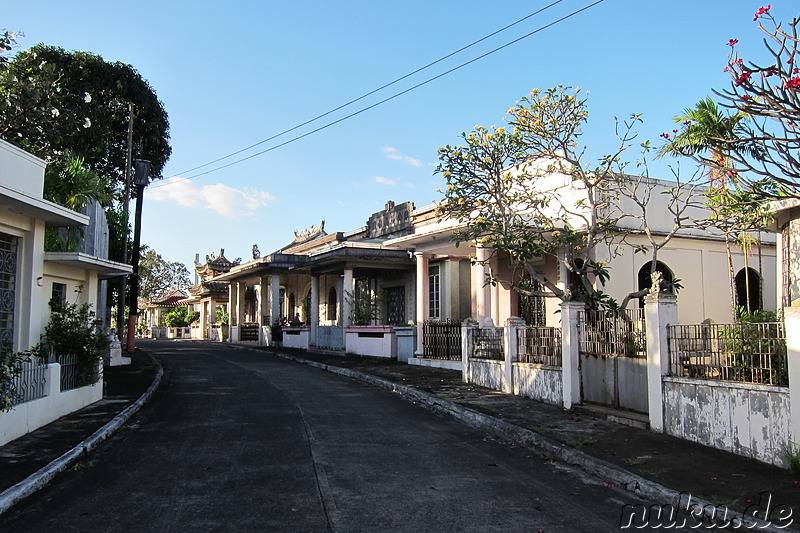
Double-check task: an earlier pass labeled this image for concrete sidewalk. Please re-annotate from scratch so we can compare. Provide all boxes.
[1,341,797,529]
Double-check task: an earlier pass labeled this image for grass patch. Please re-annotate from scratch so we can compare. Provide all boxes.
[787,445,800,476]
[568,437,596,447]
[624,457,646,466]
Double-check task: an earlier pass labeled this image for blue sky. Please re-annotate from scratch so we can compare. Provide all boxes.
[4,1,787,274]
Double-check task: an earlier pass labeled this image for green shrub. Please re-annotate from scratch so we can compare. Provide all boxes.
[720,306,787,385]
[43,303,109,387]
[164,306,194,327]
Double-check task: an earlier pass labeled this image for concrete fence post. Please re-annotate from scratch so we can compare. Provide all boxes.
[43,363,61,397]
[785,307,800,449]
[461,318,477,383]
[560,301,584,410]
[644,292,678,433]
[505,317,525,394]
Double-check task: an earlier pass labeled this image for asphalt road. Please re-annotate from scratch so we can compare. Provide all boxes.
[0,341,651,532]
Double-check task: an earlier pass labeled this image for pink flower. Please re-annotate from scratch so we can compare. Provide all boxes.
[728,39,739,46]
[660,133,670,139]
[754,5,771,21]
[683,120,692,125]
[742,94,752,101]
[786,77,800,89]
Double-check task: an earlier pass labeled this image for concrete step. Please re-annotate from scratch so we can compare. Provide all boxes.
[574,404,650,430]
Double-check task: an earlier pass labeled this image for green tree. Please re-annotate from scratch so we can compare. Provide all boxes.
[163,306,198,328]
[42,302,110,387]
[138,246,191,302]
[658,97,770,310]
[43,152,116,253]
[0,44,171,190]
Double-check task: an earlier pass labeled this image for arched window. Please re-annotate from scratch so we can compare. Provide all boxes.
[288,293,296,321]
[735,267,762,311]
[326,286,337,321]
[518,276,545,327]
[637,261,675,307]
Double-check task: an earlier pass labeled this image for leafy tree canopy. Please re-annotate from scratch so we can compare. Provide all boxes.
[139,246,191,302]
[0,43,171,194]
[437,86,706,310]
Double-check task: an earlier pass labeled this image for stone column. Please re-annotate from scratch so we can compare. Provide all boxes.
[474,245,490,324]
[645,292,678,432]
[504,317,525,394]
[270,274,281,327]
[785,307,800,448]
[342,267,354,327]
[258,276,267,344]
[311,275,320,348]
[560,301,584,410]
[236,281,245,326]
[199,301,207,339]
[415,252,429,356]
[228,282,237,326]
[461,318,478,383]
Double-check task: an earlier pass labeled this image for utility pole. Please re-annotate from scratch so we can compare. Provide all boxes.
[117,103,134,344]
[127,159,150,353]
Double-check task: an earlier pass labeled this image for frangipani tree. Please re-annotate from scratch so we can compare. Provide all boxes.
[437,86,707,310]
[714,6,800,197]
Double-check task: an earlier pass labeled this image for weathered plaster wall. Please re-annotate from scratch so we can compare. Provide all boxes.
[513,363,562,406]
[468,359,505,392]
[663,377,790,467]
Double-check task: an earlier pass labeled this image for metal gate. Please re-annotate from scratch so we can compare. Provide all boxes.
[240,323,260,342]
[422,320,461,360]
[578,308,648,413]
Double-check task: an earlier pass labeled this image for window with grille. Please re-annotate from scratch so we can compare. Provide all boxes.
[385,286,405,325]
[51,282,67,310]
[327,286,337,321]
[0,233,18,353]
[429,265,440,319]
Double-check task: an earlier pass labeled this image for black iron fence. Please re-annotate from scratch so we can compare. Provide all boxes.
[58,353,79,392]
[579,308,646,358]
[11,358,47,405]
[471,327,504,360]
[422,320,462,360]
[517,326,562,366]
[668,322,787,386]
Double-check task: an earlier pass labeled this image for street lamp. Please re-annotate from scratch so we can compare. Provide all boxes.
[126,158,150,353]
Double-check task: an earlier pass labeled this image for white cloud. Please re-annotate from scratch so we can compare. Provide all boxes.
[145,177,275,220]
[380,146,422,167]
[374,176,396,186]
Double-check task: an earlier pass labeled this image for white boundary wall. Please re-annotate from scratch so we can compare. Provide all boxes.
[0,363,103,447]
[663,377,790,467]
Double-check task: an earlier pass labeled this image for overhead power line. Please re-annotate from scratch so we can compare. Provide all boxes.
[154,0,604,189]
[171,0,566,178]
